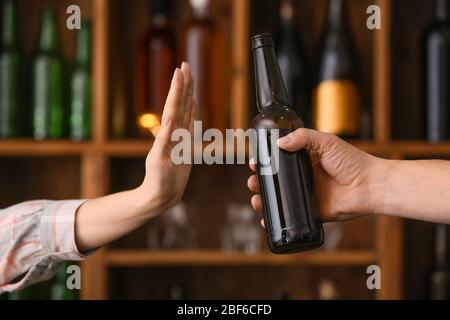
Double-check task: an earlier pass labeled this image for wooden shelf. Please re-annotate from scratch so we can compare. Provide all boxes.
[105,249,377,267]
[0,140,91,156]
[102,140,153,156]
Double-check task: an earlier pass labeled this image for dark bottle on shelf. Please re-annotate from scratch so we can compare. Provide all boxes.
[313,0,360,138]
[430,224,450,299]
[276,0,310,126]
[70,22,92,141]
[32,8,65,140]
[134,0,175,138]
[181,0,225,130]
[423,0,450,142]
[0,0,25,138]
[251,34,324,254]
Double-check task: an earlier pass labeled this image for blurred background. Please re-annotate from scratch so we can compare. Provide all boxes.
[0,0,450,300]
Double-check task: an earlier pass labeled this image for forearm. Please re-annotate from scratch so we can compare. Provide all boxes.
[371,158,450,223]
[74,186,161,252]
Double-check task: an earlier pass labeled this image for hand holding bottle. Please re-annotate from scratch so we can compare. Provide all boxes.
[249,128,450,225]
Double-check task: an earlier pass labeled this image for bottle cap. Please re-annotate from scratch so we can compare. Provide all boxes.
[251,33,274,50]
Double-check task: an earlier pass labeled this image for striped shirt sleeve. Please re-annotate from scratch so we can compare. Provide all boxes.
[0,200,87,294]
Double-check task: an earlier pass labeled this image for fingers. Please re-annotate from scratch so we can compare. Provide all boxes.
[251,194,263,215]
[180,62,193,127]
[277,128,334,153]
[189,98,199,134]
[161,68,183,132]
[154,69,183,154]
[249,162,256,172]
[247,175,260,193]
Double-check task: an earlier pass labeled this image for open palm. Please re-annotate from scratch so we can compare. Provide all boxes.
[142,63,196,215]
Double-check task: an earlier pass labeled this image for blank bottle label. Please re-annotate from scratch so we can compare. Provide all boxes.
[313,79,360,136]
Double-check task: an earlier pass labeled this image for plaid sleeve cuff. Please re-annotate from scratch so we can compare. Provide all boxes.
[39,200,87,261]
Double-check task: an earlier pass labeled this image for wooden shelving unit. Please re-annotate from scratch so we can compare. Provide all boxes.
[1,0,447,299]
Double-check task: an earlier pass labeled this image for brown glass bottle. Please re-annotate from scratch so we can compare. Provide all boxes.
[251,34,324,254]
[180,0,225,130]
[134,0,175,137]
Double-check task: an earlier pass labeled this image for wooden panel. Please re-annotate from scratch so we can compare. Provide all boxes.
[106,250,377,267]
[231,0,250,129]
[92,0,109,142]
[0,140,90,156]
[0,157,80,207]
[376,216,404,299]
[374,0,391,142]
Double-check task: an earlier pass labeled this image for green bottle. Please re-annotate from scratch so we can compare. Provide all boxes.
[0,0,25,138]
[32,8,64,140]
[70,22,92,141]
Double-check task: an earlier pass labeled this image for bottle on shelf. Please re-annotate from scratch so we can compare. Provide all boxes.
[430,224,450,300]
[251,33,324,254]
[0,0,26,138]
[70,22,92,141]
[181,0,226,130]
[276,0,310,125]
[423,0,450,142]
[313,0,360,138]
[134,0,176,138]
[32,8,65,140]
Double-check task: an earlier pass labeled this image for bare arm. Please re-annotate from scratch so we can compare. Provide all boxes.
[75,63,195,252]
[373,159,450,224]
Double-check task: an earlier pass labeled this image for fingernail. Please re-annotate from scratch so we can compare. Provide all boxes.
[181,61,187,69]
[278,135,291,146]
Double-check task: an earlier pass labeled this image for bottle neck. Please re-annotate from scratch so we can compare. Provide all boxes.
[252,35,290,110]
[327,0,346,30]
[39,9,59,53]
[1,0,18,49]
[435,0,450,21]
[75,22,91,66]
[280,0,295,33]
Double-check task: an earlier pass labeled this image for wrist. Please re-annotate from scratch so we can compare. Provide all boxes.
[132,185,163,218]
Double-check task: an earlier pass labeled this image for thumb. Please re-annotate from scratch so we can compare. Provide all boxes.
[277,128,336,154]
